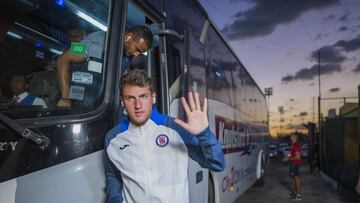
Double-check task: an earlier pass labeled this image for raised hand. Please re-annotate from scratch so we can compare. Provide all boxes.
[174,92,209,135]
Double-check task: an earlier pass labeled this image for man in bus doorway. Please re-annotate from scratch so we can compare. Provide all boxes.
[104,69,225,203]
[56,25,152,107]
[284,134,302,200]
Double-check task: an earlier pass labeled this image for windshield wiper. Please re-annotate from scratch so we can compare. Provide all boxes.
[0,112,49,150]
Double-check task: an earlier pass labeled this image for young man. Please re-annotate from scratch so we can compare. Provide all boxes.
[284,134,302,200]
[104,69,225,203]
[56,25,153,107]
[11,74,48,109]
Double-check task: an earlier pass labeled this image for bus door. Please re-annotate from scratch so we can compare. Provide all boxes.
[185,30,209,203]
[150,15,211,203]
[153,24,209,202]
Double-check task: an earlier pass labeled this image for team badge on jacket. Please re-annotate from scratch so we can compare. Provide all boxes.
[156,134,169,147]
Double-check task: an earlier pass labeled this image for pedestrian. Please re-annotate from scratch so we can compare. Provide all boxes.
[284,134,302,200]
[104,69,225,203]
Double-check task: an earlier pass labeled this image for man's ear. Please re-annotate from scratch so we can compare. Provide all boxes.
[124,33,131,42]
[120,96,124,107]
[125,33,134,42]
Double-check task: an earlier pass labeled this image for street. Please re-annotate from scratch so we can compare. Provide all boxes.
[235,157,358,203]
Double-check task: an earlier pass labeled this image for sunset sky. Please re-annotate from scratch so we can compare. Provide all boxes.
[199,0,360,136]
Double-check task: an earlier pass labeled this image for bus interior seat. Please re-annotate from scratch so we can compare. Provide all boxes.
[28,70,59,109]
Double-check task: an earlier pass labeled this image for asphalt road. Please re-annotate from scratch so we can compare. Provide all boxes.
[234,157,358,203]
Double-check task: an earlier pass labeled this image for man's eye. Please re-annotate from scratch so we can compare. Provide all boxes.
[125,97,135,101]
[140,95,148,99]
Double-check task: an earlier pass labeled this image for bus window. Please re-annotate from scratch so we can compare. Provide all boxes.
[188,33,206,100]
[0,0,110,118]
[167,44,181,87]
[166,43,182,103]
[206,28,234,106]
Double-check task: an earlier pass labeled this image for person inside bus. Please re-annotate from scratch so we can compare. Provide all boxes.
[56,25,153,107]
[104,69,225,203]
[66,20,87,44]
[25,20,87,109]
[10,73,48,109]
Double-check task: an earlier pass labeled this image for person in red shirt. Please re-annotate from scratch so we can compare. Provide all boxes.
[284,134,302,200]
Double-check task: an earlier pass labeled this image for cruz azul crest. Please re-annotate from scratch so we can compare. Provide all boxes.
[155,134,169,147]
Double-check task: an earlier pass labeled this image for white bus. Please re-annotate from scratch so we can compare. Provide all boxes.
[0,0,268,202]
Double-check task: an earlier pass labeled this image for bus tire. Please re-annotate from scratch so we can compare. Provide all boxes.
[255,156,265,187]
[208,175,215,203]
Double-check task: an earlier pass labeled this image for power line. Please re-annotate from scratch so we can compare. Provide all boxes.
[298,15,317,50]
[263,38,311,53]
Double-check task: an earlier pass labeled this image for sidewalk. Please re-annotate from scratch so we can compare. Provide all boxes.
[235,158,357,203]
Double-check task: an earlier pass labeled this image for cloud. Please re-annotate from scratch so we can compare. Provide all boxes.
[290,98,294,102]
[315,32,330,40]
[338,14,347,22]
[334,35,360,52]
[322,14,336,23]
[338,26,348,32]
[281,75,294,83]
[329,87,340,92]
[282,63,341,83]
[221,0,340,40]
[299,112,308,117]
[310,46,346,63]
[353,63,360,73]
[308,82,315,86]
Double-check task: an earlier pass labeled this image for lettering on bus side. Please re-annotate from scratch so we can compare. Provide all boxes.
[215,116,252,154]
[221,166,254,193]
[0,142,18,151]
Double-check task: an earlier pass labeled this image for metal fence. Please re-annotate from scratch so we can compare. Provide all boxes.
[320,107,359,190]
[307,123,319,173]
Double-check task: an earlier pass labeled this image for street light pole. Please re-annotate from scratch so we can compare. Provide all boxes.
[265,87,273,135]
[265,87,273,112]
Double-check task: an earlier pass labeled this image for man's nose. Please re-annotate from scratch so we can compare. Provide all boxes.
[134,99,142,108]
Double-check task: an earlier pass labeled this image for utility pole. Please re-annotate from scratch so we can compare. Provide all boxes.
[318,51,321,129]
[318,51,322,169]
[313,97,315,123]
[358,85,360,162]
